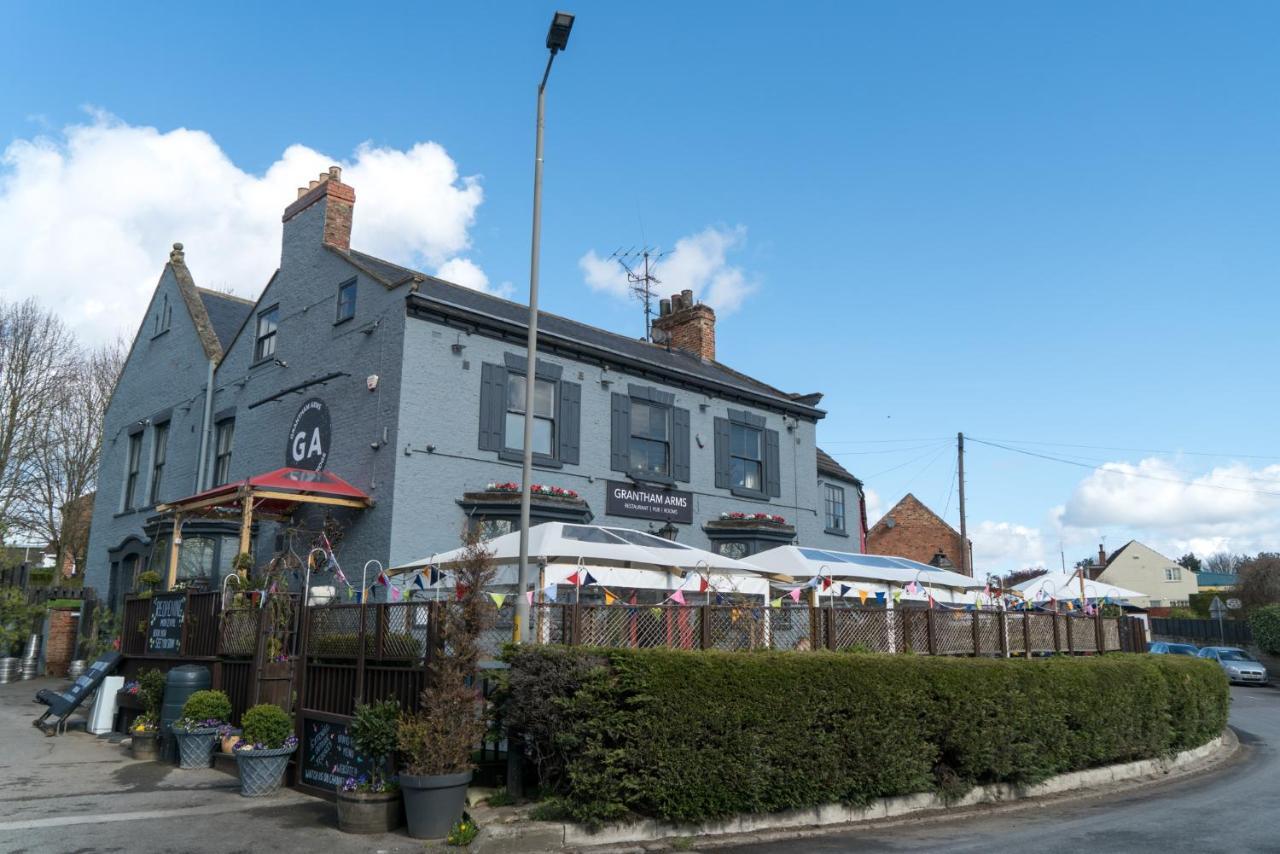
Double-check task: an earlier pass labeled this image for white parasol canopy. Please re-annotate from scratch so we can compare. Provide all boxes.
[389,522,770,577]
[746,546,984,591]
[1013,571,1146,603]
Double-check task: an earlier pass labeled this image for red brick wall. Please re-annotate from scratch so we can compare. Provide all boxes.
[46,608,79,677]
[866,494,968,575]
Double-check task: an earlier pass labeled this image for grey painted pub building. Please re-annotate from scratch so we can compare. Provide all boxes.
[84,168,864,608]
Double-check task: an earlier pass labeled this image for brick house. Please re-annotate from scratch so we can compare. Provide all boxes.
[84,167,865,608]
[865,493,971,576]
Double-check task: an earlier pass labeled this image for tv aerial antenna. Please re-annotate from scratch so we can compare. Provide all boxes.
[608,247,668,341]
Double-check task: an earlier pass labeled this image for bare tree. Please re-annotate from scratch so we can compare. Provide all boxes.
[0,299,78,542]
[27,337,125,572]
[1237,554,1280,611]
[1202,552,1247,576]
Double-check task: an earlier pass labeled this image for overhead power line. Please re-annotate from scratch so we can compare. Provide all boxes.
[967,437,1280,499]
[970,436,1280,462]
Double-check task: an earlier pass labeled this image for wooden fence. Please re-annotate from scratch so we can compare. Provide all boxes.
[506,602,1144,656]
[1151,617,1252,646]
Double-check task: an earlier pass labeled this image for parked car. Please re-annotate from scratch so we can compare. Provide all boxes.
[1197,646,1269,684]
[1148,642,1200,656]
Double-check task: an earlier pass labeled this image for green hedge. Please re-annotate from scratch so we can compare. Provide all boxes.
[500,648,1228,826]
[1250,605,1280,655]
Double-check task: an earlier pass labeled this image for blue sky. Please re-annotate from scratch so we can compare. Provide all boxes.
[3,1,1278,571]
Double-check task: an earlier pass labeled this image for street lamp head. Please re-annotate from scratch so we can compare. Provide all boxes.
[546,11,575,52]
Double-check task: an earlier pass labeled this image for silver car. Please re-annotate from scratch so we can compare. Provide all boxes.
[1197,646,1269,684]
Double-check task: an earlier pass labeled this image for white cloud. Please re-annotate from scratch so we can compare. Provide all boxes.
[862,487,886,525]
[0,111,490,342]
[434,257,512,298]
[578,225,757,315]
[972,520,1047,572]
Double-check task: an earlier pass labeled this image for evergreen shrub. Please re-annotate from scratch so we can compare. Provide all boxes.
[500,648,1228,826]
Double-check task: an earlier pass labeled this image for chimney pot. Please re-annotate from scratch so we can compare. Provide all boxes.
[283,166,356,253]
[169,242,185,264]
[652,290,716,361]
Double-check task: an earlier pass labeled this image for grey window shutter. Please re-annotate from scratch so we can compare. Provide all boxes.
[672,407,691,482]
[610,393,631,472]
[764,429,781,497]
[713,417,731,489]
[478,362,506,451]
[559,381,581,465]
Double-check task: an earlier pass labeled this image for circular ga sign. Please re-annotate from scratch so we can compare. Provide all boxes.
[286,398,331,471]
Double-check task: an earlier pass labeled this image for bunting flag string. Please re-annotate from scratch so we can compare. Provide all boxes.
[838,584,850,597]
[875,591,885,603]
[714,592,725,605]
[770,596,783,608]
[543,583,558,602]
[604,591,617,606]
[699,577,710,593]
[788,588,803,603]
[487,591,506,608]
[583,571,598,586]
[892,590,902,603]
[806,576,821,589]
[858,589,868,604]
[670,589,686,605]
[390,586,402,602]
[525,590,534,605]
[566,571,580,586]
[429,567,441,586]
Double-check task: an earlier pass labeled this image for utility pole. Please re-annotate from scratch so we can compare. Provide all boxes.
[957,432,969,576]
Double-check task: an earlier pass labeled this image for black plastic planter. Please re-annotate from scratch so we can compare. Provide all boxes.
[400,770,471,839]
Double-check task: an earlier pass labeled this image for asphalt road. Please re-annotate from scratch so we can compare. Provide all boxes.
[726,685,1278,854]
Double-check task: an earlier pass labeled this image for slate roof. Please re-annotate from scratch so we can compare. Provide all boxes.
[816,448,862,486]
[197,289,254,352]
[335,247,824,419]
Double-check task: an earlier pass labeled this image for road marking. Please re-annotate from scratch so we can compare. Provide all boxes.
[0,797,311,831]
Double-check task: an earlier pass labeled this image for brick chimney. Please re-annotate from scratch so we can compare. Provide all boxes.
[651,289,716,361]
[282,165,355,252]
[1097,544,1107,569]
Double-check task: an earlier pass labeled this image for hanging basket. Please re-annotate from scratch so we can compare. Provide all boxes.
[235,745,296,797]
[173,728,219,769]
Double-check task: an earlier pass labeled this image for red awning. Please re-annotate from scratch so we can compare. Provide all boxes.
[156,467,372,518]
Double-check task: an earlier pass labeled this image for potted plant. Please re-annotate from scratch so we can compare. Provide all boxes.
[397,533,494,839]
[171,689,232,769]
[233,703,297,797]
[135,569,162,598]
[129,668,166,760]
[336,699,403,833]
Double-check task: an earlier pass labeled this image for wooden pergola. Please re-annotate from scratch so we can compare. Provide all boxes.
[154,467,373,589]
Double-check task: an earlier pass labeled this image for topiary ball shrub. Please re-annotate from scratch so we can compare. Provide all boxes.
[1250,605,1280,655]
[240,704,294,750]
[179,690,233,728]
[137,668,167,717]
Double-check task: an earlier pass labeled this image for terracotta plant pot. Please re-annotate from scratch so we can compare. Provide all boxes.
[130,730,160,760]
[400,770,471,839]
[336,788,404,834]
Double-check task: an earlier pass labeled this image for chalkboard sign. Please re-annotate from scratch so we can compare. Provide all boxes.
[300,716,373,790]
[35,651,122,722]
[146,593,186,656]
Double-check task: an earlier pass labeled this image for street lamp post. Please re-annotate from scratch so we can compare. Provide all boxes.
[515,11,575,644]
